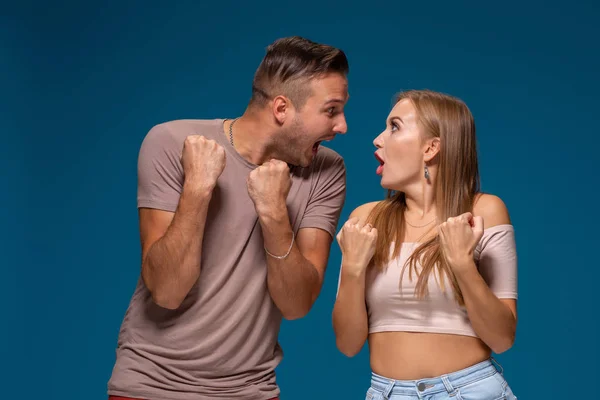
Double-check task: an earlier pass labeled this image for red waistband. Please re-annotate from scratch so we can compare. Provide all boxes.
[109,397,279,400]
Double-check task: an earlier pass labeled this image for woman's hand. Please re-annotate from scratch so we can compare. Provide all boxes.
[336,217,378,277]
[438,212,484,274]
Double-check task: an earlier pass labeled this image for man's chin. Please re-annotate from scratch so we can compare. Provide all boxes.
[298,153,315,168]
[289,160,310,169]
[284,152,313,169]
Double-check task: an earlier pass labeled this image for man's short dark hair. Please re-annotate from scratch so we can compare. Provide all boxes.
[250,36,349,109]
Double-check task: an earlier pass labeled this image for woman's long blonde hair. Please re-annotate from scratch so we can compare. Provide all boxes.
[366,90,480,305]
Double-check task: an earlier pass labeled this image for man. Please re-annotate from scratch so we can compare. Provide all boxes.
[107,36,349,400]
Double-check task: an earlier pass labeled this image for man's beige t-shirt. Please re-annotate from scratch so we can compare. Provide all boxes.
[107,119,346,400]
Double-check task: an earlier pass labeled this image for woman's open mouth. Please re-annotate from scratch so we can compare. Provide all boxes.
[375,152,385,175]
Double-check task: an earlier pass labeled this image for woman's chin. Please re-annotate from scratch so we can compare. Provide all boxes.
[380,178,403,192]
[379,179,392,190]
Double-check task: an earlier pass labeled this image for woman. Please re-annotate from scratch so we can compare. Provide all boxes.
[333,90,518,399]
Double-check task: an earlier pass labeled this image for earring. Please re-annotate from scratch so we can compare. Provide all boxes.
[424,164,430,180]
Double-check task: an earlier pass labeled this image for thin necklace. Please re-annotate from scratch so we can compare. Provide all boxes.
[405,215,437,228]
[228,117,239,147]
[228,117,296,177]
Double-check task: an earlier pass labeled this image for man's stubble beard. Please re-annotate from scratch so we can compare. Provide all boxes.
[276,117,311,167]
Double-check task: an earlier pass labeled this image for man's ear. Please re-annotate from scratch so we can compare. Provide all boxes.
[272,95,291,125]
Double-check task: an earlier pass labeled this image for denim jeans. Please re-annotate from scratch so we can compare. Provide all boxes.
[365,358,517,399]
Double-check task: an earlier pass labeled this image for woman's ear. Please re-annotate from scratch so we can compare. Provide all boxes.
[424,137,441,162]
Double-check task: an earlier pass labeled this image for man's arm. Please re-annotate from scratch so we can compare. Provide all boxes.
[136,127,226,309]
[140,185,213,310]
[247,153,345,320]
[259,210,332,320]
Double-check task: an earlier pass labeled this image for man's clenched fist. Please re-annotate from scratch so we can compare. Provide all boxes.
[247,159,291,217]
[181,135,226,192]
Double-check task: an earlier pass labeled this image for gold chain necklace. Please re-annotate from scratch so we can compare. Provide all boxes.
[404,215,437,228]
[228,117,239,147]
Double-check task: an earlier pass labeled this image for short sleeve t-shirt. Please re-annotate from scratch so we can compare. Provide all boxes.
[107,118,346,400]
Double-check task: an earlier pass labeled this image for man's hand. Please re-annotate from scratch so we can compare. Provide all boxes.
[247,159,291,218]
[181,135,226,193]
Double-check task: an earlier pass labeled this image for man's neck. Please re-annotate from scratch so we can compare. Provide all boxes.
[226,112,279,166]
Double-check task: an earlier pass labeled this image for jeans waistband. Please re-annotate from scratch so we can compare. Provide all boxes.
[370,358,501,397]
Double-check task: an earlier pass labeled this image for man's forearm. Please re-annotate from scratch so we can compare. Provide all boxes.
[259,207,320,320]
[454,263,516,353]
[143,184,212,309]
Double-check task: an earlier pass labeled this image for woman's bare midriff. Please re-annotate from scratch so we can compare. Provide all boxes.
[368,331,491,380]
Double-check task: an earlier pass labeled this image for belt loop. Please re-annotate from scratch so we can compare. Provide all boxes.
[441,375,455,394]
[382,378,395,399]
[490,356,504,375]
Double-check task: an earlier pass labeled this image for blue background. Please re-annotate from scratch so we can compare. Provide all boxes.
[3,1,599,398]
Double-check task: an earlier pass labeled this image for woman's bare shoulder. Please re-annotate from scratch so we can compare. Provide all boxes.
[348,201,383,221]
[473,193,511,229]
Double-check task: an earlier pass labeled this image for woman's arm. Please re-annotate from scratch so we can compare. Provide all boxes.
[332,264,370,356]
[439,194,518,354]
[332,202,379,357]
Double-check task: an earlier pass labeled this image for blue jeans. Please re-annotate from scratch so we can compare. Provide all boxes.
[365,358,517,399]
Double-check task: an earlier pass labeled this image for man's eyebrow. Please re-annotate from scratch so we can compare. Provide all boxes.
[324,98,346,105]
